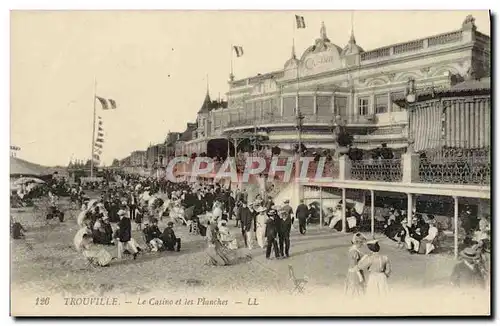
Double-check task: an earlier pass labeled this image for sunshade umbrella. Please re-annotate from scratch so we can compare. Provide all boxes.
[14,177,45,185]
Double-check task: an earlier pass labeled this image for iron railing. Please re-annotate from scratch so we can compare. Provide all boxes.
[418,147,490,185]
[220,113,377,130]
[350,159,403,182]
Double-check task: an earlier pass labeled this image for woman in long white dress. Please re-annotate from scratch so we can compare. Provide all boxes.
[255,206,268,249]
[357,239,392,297]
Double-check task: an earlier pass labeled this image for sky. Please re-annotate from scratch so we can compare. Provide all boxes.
[10,10,490,166]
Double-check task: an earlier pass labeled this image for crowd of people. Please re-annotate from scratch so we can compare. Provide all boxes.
[10,169,491,294]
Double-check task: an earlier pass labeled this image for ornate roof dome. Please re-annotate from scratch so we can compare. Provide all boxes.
[299,22,342,61]
[341,32,364,56]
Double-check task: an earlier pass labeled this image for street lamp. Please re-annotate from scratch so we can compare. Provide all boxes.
[405,78,417,153]
[296,110,305,155]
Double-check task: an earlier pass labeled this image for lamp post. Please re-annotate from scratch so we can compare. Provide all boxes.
[405,78,417,153]
[296,110,305,155]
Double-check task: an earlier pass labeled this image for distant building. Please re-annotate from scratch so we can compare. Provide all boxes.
[129,150,147,167]
[165,132,181,158]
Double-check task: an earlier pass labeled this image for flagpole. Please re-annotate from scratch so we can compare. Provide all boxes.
[230,44,234,80]
[90,77,97,178]
[294,16,302,157]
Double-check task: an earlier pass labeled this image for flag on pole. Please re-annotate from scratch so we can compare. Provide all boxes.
[94,143,103,149]
[93,154,100,161]
[97,132,104,137]
[96,96,117,110]
[98,126,104,132]
[98,121,103,126]
[295,15,306,29]
[233,46,244,57]
[94,148,102,155]
[96,137,105,143]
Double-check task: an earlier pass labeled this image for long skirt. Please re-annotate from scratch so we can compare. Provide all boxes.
[256,226,266,249]
[365,272,389,297]
[205,243,251,266]
[345,269,365,296]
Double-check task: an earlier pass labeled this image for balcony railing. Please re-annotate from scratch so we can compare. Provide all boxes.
[220,113,377,130]
[350,159,403,182]
[418,148,490,185]
[360,30,465,62]
[169,149,490,187]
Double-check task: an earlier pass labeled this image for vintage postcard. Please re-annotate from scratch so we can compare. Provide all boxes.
[10,10,491,316]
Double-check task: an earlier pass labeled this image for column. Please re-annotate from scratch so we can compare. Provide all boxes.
[331,94,336,115]
[319,186,323,228]
[370,94,375,115]
[454,196,459,259]
[280,96,284,116]
[295,94,299,114]
[407,193,413,227]
[370,190,375,237]
[313,95,318,115]
[341,188,347,232]
[387,92,392,113]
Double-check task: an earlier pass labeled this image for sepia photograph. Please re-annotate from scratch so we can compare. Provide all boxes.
[9,9,491,317]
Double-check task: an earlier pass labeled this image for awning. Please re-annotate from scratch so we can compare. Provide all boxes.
[10,157,49,176]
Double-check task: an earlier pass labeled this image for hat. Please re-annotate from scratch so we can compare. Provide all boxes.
[267,209,277,216]
[460,247,480,260]
[284,199,290,204]
[351,233,366,244]
[117,209,127,216]
[256,206,267,213]
[366,239,380,252]
[167,221,174,226]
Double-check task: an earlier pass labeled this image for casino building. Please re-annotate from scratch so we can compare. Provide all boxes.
[176,15,490,157]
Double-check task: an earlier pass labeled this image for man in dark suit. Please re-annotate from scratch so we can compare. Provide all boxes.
[238,201,254,249]
[278,205,293,258]
[127,193,138,221]
[265,209,281,259]
[116,210,139,259]
[296,199,309,235]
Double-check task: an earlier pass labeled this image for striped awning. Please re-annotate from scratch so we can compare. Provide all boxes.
[444,97,490,148]
[409,96,491,151]
[409,101,443,151]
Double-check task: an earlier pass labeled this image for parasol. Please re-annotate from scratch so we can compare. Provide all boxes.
[13,177,45,186]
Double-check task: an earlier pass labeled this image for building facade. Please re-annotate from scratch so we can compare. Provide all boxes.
[179,15,489,156]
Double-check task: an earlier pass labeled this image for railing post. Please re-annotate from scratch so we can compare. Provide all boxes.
[453,196,459,260]
[319,186,323,228]
[407,193,413,227]
[402,152,420,183]
[339,155,351,181]
[370,189,375,237]
[341,188,346,233]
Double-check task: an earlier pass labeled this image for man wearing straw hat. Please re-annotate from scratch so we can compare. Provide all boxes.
[450,247,485,289]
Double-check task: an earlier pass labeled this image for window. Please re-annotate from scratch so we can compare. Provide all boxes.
[316,96,332,116]
[253,101,261,119]
[283,97,296,117]
[375,94,388,114]
[334,96,348,116]
[391,91,405,112]
[358,97,369,116]
[298,96,314,115]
